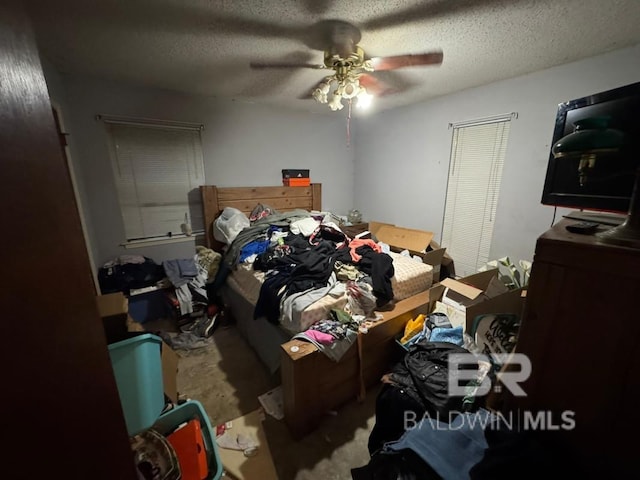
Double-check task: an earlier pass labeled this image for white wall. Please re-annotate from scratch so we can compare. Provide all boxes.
[44,43,640,269]
[354,44,640,264]
[41,59,101,287]
[46,75,355,266]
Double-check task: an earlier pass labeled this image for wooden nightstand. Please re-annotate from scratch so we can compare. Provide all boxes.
[341,222,369,239]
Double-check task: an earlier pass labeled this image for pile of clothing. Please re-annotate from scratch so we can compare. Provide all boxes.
[355,310,580,479]
[98,255,165,294]
[156,248,222,350]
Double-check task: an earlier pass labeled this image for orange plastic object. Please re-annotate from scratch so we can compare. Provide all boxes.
[282,178,311,186]
[167,418,209,480]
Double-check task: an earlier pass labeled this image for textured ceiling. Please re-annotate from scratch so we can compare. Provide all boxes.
[29,0,640,114]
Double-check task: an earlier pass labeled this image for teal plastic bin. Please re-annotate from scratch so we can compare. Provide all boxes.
[108,333,165,436]
[153,400,223,480]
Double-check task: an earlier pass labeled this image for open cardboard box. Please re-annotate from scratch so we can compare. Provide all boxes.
[96,292,179,403]
[96,292,131,340]
[96,291,146,335]
[424,269,526,332]
[369,221,454,281]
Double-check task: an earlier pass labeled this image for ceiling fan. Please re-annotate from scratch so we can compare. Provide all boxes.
[249,20,443,111]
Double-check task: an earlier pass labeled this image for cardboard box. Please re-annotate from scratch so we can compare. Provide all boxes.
[426,269,525,333]
[96,292,129,342]
[281,169,310,179]
[161,342,179,404]
[282,177,311,187]
[369,221,453,281]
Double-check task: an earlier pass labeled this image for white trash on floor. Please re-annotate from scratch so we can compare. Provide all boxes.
[258,386,284,420]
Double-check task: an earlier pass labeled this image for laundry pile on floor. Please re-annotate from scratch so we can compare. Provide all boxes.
[97,247,224,349]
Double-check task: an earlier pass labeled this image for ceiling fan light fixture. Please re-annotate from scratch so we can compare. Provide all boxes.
[328,92,345,111]
[313,73,367,110]
[249,19,444,113]
[312,79,331,104]
[356,88,373,109]
[341,76,361,99]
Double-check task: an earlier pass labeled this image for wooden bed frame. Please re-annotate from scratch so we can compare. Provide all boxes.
[200,184,431,438]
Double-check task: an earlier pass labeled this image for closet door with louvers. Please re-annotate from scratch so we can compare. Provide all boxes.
[441,120,511,277]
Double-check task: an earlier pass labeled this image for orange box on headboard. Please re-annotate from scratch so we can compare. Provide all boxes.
[283,178,311,187]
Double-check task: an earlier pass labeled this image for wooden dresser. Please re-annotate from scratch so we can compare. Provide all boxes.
[340,222,370,239]
[507,217,640,476]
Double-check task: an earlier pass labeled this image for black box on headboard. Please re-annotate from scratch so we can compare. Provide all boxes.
[282,169,310,179]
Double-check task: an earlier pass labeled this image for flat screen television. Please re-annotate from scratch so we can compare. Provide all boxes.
[541,81,640,213]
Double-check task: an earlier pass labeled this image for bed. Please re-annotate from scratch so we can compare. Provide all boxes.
[200,184,433,438]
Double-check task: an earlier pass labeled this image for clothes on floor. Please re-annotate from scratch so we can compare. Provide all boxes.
[164,256,209,316]
[103,254,146,267]
[386,341,475,418]
[351,448,441,480]
[400,312,454,348]
[195,245,221,283]
[98,256,165,294]
[385,409,492,480]
[163,258,198,288]
[429,325,464,346]
[358,407,583,480]
[367,383,428,455]
[157,331,212,351]
[175,284,193,315]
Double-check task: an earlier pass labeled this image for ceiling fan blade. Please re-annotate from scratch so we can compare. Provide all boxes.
[208,14,306,41]
[363,0,508,31]
[305,19,362,53]
[298,79,328,99]
[302,0,335,15]
[250,62,326,70]
[370,52,443,71]
[359,73,395,96]
[369,70,418,94]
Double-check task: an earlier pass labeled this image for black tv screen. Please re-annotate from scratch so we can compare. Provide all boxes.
[541,81,640,213]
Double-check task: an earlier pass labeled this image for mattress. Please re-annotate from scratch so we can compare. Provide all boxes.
[388,251,433,300]
[227,252,433,335]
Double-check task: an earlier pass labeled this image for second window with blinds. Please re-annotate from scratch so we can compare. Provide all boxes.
[441,119,511,277]
[106,122,205,243]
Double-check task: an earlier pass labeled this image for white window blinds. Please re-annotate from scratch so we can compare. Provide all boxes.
[107,123,205,241]
[441,119,511,277]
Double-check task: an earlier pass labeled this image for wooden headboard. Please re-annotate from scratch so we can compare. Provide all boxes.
[200,184,322,249]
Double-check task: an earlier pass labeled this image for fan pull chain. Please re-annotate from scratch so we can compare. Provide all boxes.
[346,99,352,147]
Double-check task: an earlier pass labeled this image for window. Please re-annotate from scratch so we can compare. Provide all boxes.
[441,118,512,277]
[106,120,205,242]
